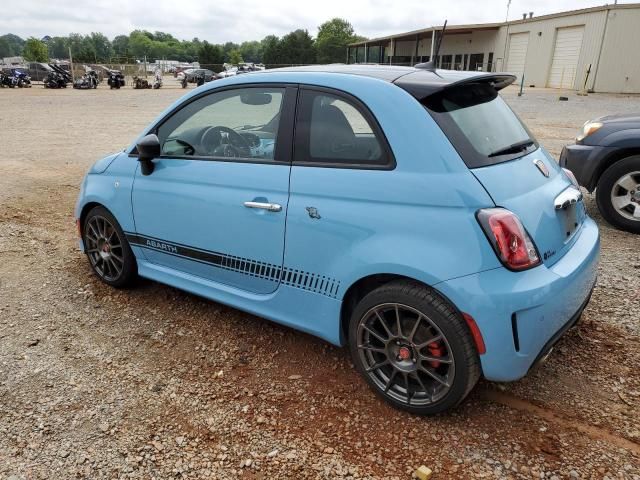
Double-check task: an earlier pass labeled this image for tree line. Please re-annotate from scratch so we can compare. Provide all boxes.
[0,18,365,68]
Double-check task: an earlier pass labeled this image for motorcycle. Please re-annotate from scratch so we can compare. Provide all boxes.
[152,70,163,89]
[153,78,162,89]
[0,69,30,88]
[132,76,152,89]
[0,71,17,88]
[107,70,125,89]
[196,73,205,87]
[181,74,188,88]
[12,69,32,87]
[73,70,98,89]
[48,64,73,84]
[43,71,67,88]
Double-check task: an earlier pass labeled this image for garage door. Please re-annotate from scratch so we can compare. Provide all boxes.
[506,32,529,82]
[547,26,584,88]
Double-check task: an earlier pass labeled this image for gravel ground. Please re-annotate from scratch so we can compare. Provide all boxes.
[0,83,639,480]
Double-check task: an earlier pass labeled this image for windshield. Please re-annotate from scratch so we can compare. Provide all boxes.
[423,82,537,168]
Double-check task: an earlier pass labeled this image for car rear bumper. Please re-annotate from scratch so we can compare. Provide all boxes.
[559,144,609,192]
[436,216,599,382]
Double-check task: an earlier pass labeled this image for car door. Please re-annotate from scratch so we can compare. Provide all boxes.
[284,87,395,297]
[131,85,297,294]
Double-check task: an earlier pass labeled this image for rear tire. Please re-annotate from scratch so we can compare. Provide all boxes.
[348,280,481,415]
[596,155,640,234]
[83,206,138,288]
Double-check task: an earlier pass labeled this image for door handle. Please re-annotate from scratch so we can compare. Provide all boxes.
[243,201,282,212]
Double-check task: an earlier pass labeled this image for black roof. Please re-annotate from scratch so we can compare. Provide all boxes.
[269,64,516,99]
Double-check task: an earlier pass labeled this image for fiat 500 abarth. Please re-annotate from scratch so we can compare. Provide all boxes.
[75,65,599,414]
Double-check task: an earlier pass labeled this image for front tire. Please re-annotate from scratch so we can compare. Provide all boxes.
[596,155,640,234]
[348,280,480,415]
[83,206,137,288]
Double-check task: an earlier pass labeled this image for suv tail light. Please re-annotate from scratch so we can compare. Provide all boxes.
[477,208,541,271]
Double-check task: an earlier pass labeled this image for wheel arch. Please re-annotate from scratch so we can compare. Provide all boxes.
[339,273,467,344]
[339,272,487,359]
[78,201,104,235]
[594,149,640,191]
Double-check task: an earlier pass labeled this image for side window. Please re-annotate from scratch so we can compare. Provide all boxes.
[294,89,390,167]
[157,87,285,161]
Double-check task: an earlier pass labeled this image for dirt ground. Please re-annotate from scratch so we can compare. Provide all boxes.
[0,82,639,480]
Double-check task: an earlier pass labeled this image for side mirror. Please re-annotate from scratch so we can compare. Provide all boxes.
[136,133,160,175]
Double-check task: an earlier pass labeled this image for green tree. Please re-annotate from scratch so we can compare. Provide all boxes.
[88,32,113,62]
[22,37,49,62]
[48,36,69,59]
[240,40,262,63]
[228,49,243,65]
[198,41,224,69]
[128,30,154,59]
[153,31,176,43]
[316,18,356,64]
[64,33,95,62]
[0,34,25,57]
[112,35,130,58]
[261,35,281,66]
[279,29,316,65]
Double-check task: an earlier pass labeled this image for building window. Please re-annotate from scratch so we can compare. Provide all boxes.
[469,53,485,71]
[454,54,463,70]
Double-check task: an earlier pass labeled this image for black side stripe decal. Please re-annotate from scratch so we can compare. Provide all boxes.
[125,233,341,298]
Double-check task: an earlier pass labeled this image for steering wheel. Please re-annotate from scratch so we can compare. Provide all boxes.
[200,126,250,157]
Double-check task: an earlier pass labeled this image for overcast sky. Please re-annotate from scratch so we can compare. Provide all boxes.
[1,0,629,43]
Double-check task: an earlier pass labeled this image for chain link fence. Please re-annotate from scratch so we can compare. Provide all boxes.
[10,60,503,89]
[12,62,325,88]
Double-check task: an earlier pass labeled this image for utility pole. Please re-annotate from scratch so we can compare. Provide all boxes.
[69,47,74,83]
[501,0,511,70]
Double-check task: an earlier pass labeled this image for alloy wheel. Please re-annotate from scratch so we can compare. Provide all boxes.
[356,303,455,406]
[610,171,640,221]
[84,216,125,282]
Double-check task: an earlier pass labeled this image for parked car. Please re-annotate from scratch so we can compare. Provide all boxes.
[75,65,599,415]
[217,66,238,78]
[561,114,640,233]
[185,68,216,83]
[25,62,54,82]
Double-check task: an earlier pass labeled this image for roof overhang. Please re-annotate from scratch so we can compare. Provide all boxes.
[349,23,502,46]
[349,3,640,47]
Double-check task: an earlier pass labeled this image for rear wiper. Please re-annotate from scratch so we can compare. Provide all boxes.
[487,139,535,157]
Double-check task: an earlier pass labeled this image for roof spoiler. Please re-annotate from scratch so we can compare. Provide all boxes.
[395,72,517,100]
[461,74,517,91]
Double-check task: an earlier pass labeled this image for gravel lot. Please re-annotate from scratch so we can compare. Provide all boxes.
[0,82,639,480]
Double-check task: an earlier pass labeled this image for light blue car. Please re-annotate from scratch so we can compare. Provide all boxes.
[75,65,599,414]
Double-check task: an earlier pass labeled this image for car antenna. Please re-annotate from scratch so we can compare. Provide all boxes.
[415,20,447,71]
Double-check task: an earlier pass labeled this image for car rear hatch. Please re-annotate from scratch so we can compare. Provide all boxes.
[422,79,585,267]
[471,151,585,266]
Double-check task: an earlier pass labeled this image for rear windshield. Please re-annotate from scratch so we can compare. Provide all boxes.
[423,82,538,168]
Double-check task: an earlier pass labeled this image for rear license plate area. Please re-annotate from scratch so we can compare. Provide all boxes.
[561,202,580,240]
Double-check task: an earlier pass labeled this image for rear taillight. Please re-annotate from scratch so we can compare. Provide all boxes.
[477,208,541,271]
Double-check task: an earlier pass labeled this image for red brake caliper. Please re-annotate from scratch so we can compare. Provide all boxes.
[427,342,444,368]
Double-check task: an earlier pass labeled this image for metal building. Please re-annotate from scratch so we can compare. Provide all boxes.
[347,3,640,93]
